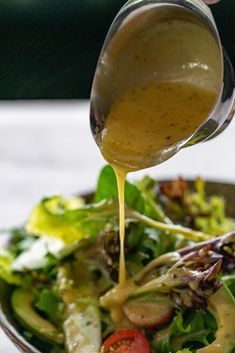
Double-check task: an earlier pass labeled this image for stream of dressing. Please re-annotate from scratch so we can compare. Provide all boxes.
[115,168,127,286]
[100,80,217,289]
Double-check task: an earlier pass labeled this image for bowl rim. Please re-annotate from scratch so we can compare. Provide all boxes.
[0,282,41,353]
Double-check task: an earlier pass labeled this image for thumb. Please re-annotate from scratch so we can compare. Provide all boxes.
[204,0,221,4]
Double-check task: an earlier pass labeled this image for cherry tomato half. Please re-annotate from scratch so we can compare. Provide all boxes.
[101,329,150,353]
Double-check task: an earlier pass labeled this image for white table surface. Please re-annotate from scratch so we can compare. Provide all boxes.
[0,100,235,352]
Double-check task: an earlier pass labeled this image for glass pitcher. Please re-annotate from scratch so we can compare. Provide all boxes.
[90,0,235,167]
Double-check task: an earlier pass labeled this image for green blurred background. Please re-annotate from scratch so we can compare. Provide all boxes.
[0,0,234,99]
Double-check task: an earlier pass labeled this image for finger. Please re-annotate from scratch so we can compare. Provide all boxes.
[204,0,221,4]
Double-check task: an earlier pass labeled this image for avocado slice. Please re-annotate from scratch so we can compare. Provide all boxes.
[11,288,64,345]
[197,285,235,353]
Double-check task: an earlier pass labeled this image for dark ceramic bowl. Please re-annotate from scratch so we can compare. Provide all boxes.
[1,181,235,353]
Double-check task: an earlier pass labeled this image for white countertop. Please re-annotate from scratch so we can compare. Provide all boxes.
[0,100,235,352]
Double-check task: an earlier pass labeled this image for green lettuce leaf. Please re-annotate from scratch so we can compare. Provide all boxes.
[186,179,235,235]
[135,175,170,222]
[95,165,145,213]
[158,177,235,236]
[0,249,21,284]
[26,195,112,245]
[153,309,217,353]
[36,288,62,325]
[7,227,35,257]
[223,274,235,297]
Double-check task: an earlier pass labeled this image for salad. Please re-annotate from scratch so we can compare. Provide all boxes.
[0,165,235,353]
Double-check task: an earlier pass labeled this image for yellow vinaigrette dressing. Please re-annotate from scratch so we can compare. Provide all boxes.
[115,168,127,286]
[100,80,217,289]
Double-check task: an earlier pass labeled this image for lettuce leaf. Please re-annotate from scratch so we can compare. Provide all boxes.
[158,178,235,236]
[35,289,62,325]
[26,195,113,245]
[135,175,171,222]
[26,165,146,246]
[0,249,21,284]
[223,274,235,297]
[95,165,145,213]
[153,309,217,353]
[7,227,35,257]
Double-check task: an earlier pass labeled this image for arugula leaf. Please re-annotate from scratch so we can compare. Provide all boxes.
[95,165,145,213]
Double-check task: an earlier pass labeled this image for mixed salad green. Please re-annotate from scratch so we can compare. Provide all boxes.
[0,165,235,353]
